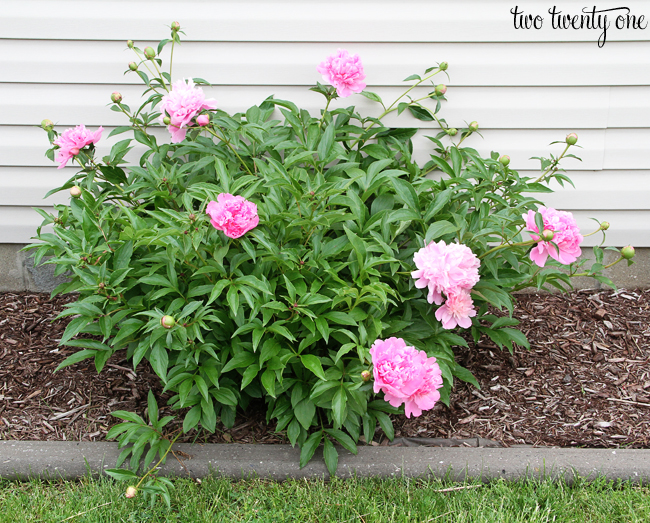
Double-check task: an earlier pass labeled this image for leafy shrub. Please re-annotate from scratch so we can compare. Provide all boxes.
[29,25,632,479]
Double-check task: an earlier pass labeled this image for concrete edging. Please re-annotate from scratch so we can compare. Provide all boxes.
[2,441,649,483]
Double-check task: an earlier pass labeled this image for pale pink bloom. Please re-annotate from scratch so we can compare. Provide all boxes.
[370,337,443,418]
[206,193,259,239]
[317,49,366,98]
[196,114,210,127]
[159,78,217,143]
[435,289,477,329]
[523,206,583,267]
[53,125,103,169]
[411,240,480,305]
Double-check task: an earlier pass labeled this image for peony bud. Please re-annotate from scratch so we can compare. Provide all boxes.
[110,92,123,104]
[439,62,448,71]
[447,128,458,136]
[70,147,80,156]
[435,84,447,96]
[499,155,510,166]
[144,47,156,60]
[171,21,181,32]
[127,40,134,49]
[70,186,82,198]
[621,245,635,260]
[541,229,554,242]
[600,221,610,231]
[196,114,210,126]
[161,315,176,329]
[566,133,578,145]
[41,119,54,131]
[361,370,371,382]
[189,213,196,221]
[469,121,479,132]
[163,116,171,125]
[125,486,137,498]
[128,62,138,71]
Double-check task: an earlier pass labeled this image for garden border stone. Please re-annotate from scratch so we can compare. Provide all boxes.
[2,441,649,484]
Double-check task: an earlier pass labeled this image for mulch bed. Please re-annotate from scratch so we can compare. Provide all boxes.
[1,288,649,448]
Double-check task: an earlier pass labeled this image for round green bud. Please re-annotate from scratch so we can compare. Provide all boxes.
[435,84,447,96]
[469,121,479,132]
[40,119,54,131]
[70,186,82,198]
[161,315,176,329]
[600,221,610,231]
[171,21,181,32]
[621,245,635,260]
[499,155,511,166]
[361,370,372,382]
[127,40,134,49]
[128,61,138,71]
[110,91,122,104]
[566,133,578,145]
[144,46,156,60]
[163,116,171,125]
[439,62,448,71]
[541,229,554,242]
[447,128,458,136]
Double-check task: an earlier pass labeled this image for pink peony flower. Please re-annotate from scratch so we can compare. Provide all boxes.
[317,49,366,98]
[159,78,217,143]
[206,193,259,239]
[411,240,480,305]
[53,125,103,169]
[523,206,583,267]
[435,289,477,329]
[370,337,444,418]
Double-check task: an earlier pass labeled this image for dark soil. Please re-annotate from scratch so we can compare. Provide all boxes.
[1,289,649,448]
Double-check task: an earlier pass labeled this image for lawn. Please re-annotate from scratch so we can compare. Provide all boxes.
[1,475,648,522]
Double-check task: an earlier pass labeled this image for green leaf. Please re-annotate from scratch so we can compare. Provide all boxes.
[212,387,238,406]
[360,91,383,104]
[147,390,159,424]
[391,178,419,211]
[149,344,169,382]
[323,437,339,476]
[332,387,347,428]
[324,429,358,455]
[221,352,257,374]
[425,220,458,243]
[294,398,316,430]
[183,405,202,433]
[105,468,138,481]
[54,349,96,372]
[299,430,323,468]
[300,354,326,380]
[407,105,433,122]
[451,364,480,388]
[317,122,335,160]
[375,411,394,440]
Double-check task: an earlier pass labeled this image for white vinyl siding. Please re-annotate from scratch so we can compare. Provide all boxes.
[1,0,649,246]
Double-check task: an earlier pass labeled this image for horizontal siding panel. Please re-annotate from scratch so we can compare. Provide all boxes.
[0,126,612,170]
[4,84,630,130]
[2,205,644,246]
[2,40,650,87]
[3,0,648,43]
[3,167,648,211]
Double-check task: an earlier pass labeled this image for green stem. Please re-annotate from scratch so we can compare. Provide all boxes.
[571,255,624,277]
[532,144,571,184]
[319,96,332,130]
[479,239,536,260]
[205,127,255,177]
[134,430,182,491]
[169,37,176,80]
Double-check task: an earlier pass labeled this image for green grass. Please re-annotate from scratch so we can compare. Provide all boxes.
[1,475,649,522]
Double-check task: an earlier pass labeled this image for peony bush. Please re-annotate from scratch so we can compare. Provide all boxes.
[29,24,634,490]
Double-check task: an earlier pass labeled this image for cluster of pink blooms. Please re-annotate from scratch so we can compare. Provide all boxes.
[206,193,259,239]
[159,78,217,143]
[523,206,583,267]
[53,125,103,169]
[370,337,444,418]
[411,240,480,329]
[317,49,366,98]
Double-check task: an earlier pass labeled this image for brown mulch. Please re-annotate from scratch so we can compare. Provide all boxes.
[1,289,649,448]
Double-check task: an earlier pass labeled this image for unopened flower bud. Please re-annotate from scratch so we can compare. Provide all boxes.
[163,116,171,125]
[361,370,371,382]
[111,92,123,104]
[196,114,210,126]
[70,147,80,156]
[541,229,554,242]
[566,133,578,146]
[621,245,635,260]
[447,128,458,136]
[70,186,82,198]
[98,282,105,289]
[499,155,510,166]
[41,119,54,131]
[127,40,134,49]
[469,121,479,132]
[161,315,176,329]
[144,47,156,60]
[171,21,181,32]
[435,84,447,96]
[439,62,448,71]
[125,486,137,498]
[600,221,610,230]
[189,213,196,221]
[128,62,138,71]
